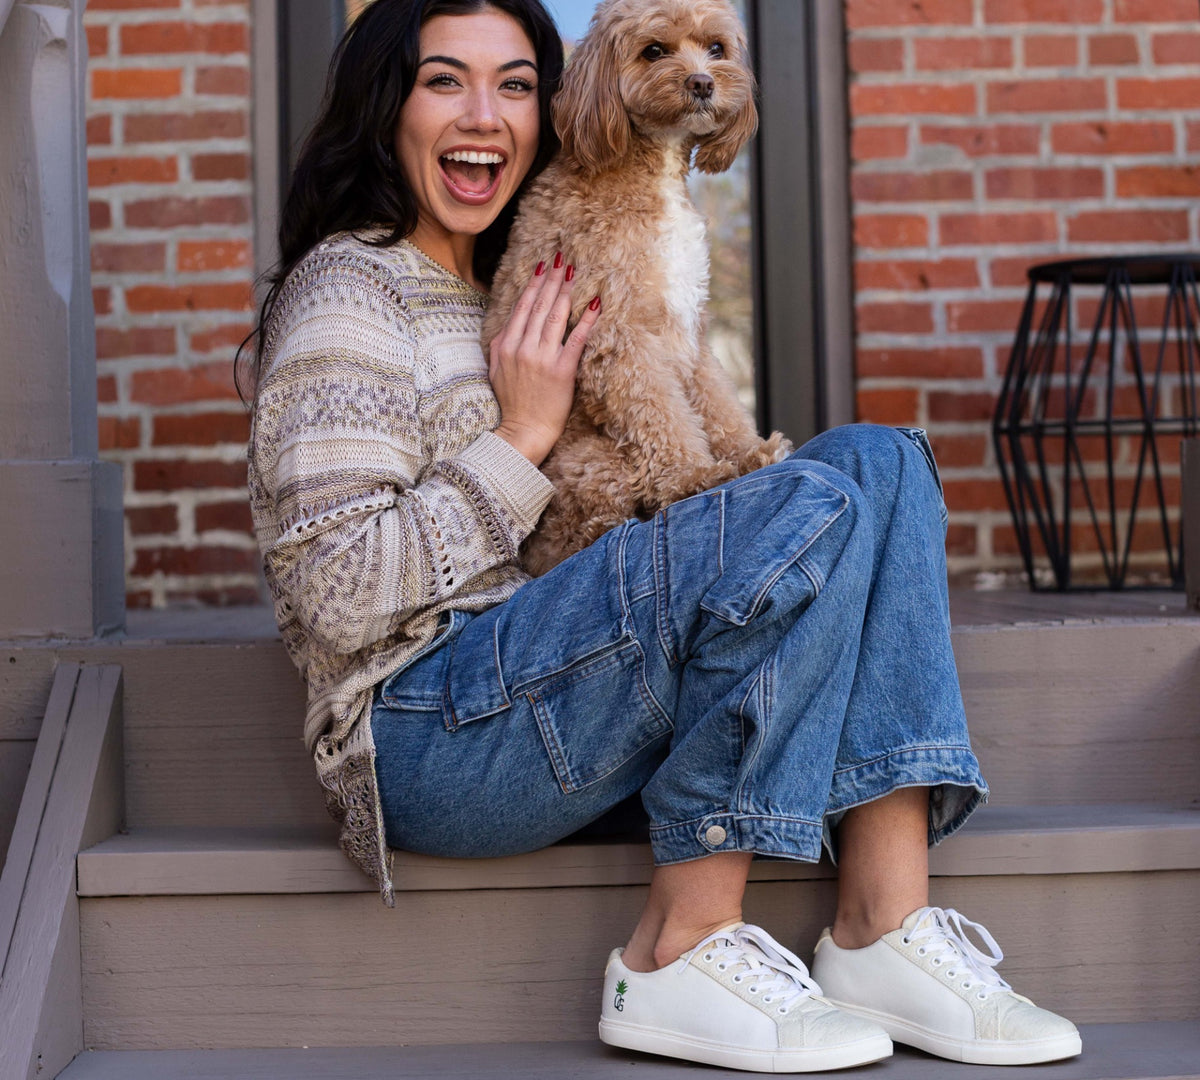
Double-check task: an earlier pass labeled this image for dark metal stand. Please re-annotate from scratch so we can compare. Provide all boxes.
[993,254,1200,590]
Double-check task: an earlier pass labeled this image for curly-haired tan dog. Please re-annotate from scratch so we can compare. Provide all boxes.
[483,0,790,576]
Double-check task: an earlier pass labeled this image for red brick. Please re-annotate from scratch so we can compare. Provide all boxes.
[1051,121,1174,155]
[1117,78,1200,110]
[855,258,980,292]
[124,195,250,228]
[1024,35,1078,67]
[941,478,1011,512]
[88,0,179,8]
[1114,0,1198,21]
[856,387,921,425]
[195,499,254,533]
[130,545,258,576]
[987,78,1106,113]
[1152,33,1200,65]
[87,24,109,57]
[1088,33,1139,65]
[1067,209,1189,244]
[856,347,985,379]
[927,391,998,422]
[848,38,904,73]
[854,214,929,249]
[120,21,248,55]
[97,375,118,403]
[124,110,247,143]
[928,433,989,468]
[152,411,250,446]
[940,211,1058,245]
[846,0,973,28]
[91,242,167,274]
[92,67,182,99]
[86,115,113,146]
[192,153,251,181]
[851,83,976,117]
[133,459,247,491]
[125,591,155,609]
[985,0,1103,20]
[195,65,250,95]
[98,416,141,451]
[986,166,1104,200]
[946,524,978,557]
[852,171,973,203]
[946,299,1026,332]
[191,322,254,353]
[914,37,1013,70]
[856,300,934,334]
[95,326,177,359]
[920,124,1039,157]
[88,155,178,187]
[177,239,252,272]
[989,256,1042,287]
[852,126,909,161]
[93,288,112,315]
[89,199,113,231]
[170,585,262,606]
[127,505,180,536]
[131,361,241,405]
[1116,166,1200,198]
[126,283,253,314]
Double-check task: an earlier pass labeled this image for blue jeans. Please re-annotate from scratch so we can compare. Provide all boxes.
[371,425,987,866]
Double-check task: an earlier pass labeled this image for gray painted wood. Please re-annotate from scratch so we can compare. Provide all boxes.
[1185,438,1199,610]
[74,805,1200,897]
[0,665,123,1080]
[50,1023,1200,1080]
[78,870,1200,1050]
[0,741,35,876]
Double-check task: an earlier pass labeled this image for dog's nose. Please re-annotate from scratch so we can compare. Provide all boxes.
[686,73,715,99]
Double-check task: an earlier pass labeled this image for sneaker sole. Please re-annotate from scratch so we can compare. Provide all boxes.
[599,1017,893,1073]
[823,1000,1082,1066]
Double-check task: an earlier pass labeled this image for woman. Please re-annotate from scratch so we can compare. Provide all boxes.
[242,0,1081,1071]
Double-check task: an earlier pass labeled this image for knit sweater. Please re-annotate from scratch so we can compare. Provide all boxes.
[247,233,555,904]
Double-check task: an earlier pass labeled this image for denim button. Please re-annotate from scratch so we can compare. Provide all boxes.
[704,824,727,846]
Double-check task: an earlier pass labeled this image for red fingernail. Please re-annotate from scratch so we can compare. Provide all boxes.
[553,252,564,269]
[589,295,601,311]
[565,264,575,282]
[535,260,546,276]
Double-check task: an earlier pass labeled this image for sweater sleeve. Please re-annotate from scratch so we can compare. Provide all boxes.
[252,254,553,656]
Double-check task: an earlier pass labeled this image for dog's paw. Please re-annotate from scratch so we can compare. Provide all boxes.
[737,432,792,473]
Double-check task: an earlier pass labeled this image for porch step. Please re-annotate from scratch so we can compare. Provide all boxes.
[75,805,1200,1050]
[54,1023,1200,1080]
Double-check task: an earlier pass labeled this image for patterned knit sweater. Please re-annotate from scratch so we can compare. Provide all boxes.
[247,233,555,905]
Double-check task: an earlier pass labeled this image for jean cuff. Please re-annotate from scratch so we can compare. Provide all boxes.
[648,812,826,866]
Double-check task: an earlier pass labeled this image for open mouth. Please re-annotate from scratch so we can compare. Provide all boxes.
[439,149,506,205]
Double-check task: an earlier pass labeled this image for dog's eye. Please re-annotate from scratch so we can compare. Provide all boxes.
[708,42,725,59]
[641,43,666,61]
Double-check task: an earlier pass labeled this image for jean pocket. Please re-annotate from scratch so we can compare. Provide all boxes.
[524,637,672,794]
[378,611,464,711]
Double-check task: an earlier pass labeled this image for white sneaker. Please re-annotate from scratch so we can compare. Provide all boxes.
[811,906,1083,1065]
[599,922,893,1073]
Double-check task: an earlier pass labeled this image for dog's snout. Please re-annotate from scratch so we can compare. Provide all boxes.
[686,73,715,99]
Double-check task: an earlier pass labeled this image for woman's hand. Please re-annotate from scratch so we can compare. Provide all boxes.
[489,253,601,467]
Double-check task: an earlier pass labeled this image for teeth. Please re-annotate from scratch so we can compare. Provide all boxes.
[442,150,504,165]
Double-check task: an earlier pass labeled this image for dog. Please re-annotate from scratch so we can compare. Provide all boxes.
[483,0,791,576]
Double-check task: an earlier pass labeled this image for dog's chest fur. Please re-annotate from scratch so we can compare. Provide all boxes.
[654,171,710,344]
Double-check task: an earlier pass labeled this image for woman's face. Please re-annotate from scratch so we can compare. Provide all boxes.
[395,8,541,266]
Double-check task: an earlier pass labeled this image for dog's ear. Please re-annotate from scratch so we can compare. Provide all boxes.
[693,82,758,174]
[552,29,630,175]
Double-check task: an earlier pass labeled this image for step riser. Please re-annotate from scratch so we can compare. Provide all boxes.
[80,869,1200,1051]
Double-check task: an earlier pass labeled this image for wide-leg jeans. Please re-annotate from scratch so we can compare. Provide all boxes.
[371,424,987,866]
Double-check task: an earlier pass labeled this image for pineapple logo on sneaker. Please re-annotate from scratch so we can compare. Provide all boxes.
[614,980,628,1011]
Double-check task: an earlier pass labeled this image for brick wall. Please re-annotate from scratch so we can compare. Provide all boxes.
[85,0,261,607]
[846,0,1200,584]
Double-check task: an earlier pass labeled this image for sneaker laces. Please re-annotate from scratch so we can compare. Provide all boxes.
[903,906,1011,998]
[681,924,820,1010]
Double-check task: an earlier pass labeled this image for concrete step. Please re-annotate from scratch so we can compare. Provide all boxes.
[4,597,1199,837]
[75,805,1200,1050]
[53,1023,1200,1080]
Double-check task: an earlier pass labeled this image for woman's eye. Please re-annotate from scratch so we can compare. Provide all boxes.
[708,42,725,58]
[641,43,666,61]
[427,73,460,88]
[501,77,535,93]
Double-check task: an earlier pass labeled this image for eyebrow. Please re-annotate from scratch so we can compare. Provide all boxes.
[418,56,538,73]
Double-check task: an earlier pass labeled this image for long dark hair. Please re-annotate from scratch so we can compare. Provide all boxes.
[236,0,564,401]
